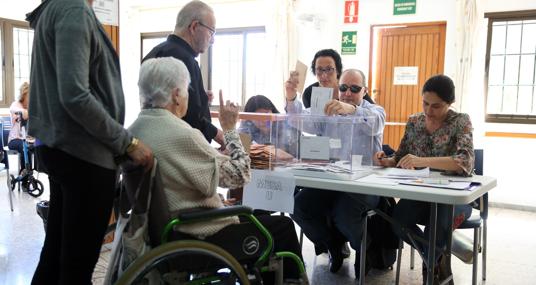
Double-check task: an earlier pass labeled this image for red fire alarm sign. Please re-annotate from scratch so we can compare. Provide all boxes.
[344,0,359,24]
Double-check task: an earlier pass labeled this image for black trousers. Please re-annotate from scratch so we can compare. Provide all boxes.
[31,146,116,285]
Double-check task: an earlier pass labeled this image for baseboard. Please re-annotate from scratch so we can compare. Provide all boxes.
[490,202,536,212]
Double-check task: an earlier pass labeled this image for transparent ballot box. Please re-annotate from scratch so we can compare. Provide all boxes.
[237,112,377,180]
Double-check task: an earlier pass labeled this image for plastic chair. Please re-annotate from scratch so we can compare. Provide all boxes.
[0,120,14,211]
[396,149,486,285]
[1,116,17,169]
[454,149,486,285]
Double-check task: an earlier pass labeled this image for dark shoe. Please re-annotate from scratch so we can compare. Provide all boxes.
[328,245,344,273]
[342,242,351,258]
[314,243,328,255]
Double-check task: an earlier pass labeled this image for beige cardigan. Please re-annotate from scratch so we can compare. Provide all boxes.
[129,109,250,238]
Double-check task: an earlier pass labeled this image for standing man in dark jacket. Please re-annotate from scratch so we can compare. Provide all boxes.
[26,0,153,284]
[143,0,225,146]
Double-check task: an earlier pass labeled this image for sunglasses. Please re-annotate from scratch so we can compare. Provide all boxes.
[338,84,363,93]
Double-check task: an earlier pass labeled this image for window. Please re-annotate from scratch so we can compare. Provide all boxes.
[210,28,266,106]
[140,27,266,108]
[0,18,33,108]
[485,10,536,123]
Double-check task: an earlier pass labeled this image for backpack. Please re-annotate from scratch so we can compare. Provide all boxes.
[366,197,399,270]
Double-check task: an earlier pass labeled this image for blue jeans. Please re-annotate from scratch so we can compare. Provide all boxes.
[392,199,472,262]
[291,187,379,252]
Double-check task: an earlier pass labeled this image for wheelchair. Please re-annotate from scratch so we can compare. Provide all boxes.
[110,161,308,285]
[9,111,44,197]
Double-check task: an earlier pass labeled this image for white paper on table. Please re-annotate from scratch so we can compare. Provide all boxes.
[243,169,296,214]
[382,167,430,178]
[300,136,330,160]
[356,173,399,185]
[310,86,333,115]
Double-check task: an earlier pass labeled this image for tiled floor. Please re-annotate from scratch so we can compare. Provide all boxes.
[1,171,536,285]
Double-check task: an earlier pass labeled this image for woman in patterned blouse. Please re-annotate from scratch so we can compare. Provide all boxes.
[374,74,474,283]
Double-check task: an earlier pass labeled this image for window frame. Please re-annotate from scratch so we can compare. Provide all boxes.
[140,26,266,109]
[1,18,32,108]
[484,10,536,124]
[207,26,265,107]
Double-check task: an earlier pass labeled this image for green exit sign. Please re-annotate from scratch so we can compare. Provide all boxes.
[394,0,416,15]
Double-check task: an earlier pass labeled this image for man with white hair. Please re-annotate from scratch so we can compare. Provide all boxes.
[143,0,225,146]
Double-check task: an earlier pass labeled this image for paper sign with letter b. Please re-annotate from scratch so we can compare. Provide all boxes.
[243,170,296,214]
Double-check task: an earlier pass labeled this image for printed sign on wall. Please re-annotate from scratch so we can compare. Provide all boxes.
[344,1,359,23]
[393,66,419,85]
[93,0,119,26]
[341,31,357,55]
[394,0,417,15]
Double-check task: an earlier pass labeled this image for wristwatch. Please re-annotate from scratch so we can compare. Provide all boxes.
[126,137,139,153]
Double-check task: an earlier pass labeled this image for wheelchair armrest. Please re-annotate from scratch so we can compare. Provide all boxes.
[177,205,254,222]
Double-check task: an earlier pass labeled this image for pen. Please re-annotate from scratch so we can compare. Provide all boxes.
[414,178,450,185]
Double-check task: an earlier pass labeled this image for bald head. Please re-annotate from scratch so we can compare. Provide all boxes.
[339,69,367,106]
[174,0,214,33]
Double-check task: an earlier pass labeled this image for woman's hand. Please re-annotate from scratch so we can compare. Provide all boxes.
[396,154,424,169]
[324,100,356,116]
[374,151,395,167]
[218,90,239,132]
[285,71,299,101]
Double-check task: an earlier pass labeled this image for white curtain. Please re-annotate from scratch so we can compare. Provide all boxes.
[454,0,478,112]
[264,0,298,112]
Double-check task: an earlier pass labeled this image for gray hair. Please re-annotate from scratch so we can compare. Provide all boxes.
[175,0,213,32]
[138,57,190,108]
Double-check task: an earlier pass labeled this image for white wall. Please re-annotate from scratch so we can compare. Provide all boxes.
[0,1,40,21]
[2,0,532,208]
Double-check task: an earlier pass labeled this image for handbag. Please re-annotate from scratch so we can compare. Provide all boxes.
[104,159,157,284]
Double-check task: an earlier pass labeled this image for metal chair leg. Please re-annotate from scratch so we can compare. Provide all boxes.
[483,219,487,280]
[395,240,403,285]
[410,247,415,269]
[299,229,304,251]
[7,171,14,211]
[472,228,479,285]
[358,216,368,285]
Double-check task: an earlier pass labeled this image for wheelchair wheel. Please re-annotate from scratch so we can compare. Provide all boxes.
[26,178,44,197]
[8,174,15,191]
[116,240,250,285]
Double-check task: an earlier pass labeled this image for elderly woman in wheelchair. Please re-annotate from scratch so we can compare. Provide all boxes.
[121,57,306,284]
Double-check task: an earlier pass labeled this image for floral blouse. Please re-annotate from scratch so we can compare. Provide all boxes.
[395,110,475,176]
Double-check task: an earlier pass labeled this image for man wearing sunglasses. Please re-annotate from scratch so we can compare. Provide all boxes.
[287,68,385,279]
[143,1,226,148]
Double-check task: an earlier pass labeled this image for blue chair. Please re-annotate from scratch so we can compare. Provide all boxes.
[0,120,14,211]
[398,149,487,285]
[455,149,487,285]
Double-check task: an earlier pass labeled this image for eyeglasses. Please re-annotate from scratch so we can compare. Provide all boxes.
[315,67,335,75]
[197,21,216,37]
[338,84,363,93]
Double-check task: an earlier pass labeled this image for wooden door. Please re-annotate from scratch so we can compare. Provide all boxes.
[102,24,119,52]
[370,22,446,150]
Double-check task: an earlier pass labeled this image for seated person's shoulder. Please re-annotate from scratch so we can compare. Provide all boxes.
[407,112,424,124]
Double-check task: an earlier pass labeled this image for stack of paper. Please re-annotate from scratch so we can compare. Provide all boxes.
[249,144,294,169]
